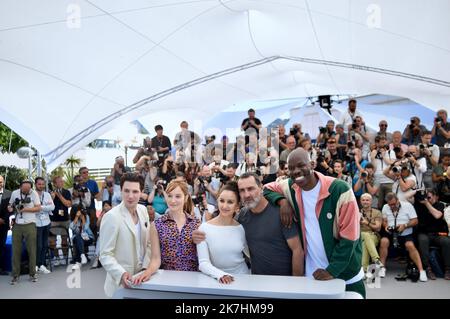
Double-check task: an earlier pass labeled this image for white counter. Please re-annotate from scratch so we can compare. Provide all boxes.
[113,269,352,299]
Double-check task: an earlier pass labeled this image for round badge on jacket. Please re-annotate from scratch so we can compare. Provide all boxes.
[327,212,333,220]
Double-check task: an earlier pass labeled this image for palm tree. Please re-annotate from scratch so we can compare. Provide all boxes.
[65,155,81,178]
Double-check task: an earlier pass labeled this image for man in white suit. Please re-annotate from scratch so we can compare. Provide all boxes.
[100,173,150,297]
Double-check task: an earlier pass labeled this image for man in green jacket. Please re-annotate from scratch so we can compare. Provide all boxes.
[264,148,365,298]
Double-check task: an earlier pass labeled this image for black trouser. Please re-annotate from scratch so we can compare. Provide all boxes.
[0,226,8,270]
[417,233,450,269]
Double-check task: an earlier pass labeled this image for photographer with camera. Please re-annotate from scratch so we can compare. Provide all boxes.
[34,177,54,275]
[432,153,450,204]
[316,120,336,147]
[359,193,383,277]
[49,176,72,267]
[431,109,450,148]
[7,179,41,284]
[335,124,348,159]
[277,124,289,153]
[69,174,91,209]
[69,204,94,270]
[406,145,427,190]
[354,163,380,207]
[161,154,177,183]
[339,99,362,133]
[402,117,426,146]
[151,125,172,164]
[379,192,426,281]
[419,131,440,189]
[289,123,310,146]
[370,135,396,209]
[112,156,131,191]
[147,177,168,218]
[101,175,121,207]
[315,138,343,176]
[383,156,417,204]
[415,189,450,280]
[372,120,392,143]
[389,131,408,154]
[194,165,221,209]
[280,136,296,163]
[79,167,100,238]
[173,121,202,163]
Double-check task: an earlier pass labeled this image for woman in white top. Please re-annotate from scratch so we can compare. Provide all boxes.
[197,181,250,283]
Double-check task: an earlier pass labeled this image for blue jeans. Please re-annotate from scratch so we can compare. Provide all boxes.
[36,224,50,267]
[72,234,92,263]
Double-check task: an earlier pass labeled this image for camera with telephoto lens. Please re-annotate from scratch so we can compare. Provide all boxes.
[351,123,358,130]
[361,172,368,178]
[375,146,388,159]
[73,182,88,193]
[392,166,403,173]
[414,188,427,202]
[156,180,167,192]
[387,226,400,248]
[13,197,31,212]
[316,149,327,164]
[435,116,443,125]
[319,126,327,134]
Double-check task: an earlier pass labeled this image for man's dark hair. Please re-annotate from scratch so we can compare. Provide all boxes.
[334,159,344,167]
[365,163,374,170]
[34,177,45,184]
[422,130,432,136]
[74,174,82,182]
[120,173,144,191]
[239,172,261,187]
[155,125,163,131]
[248,108,255,113]
[176,171,185,178]
[385,192,398,202]
[348,99,357,106]
[79,167,88,174]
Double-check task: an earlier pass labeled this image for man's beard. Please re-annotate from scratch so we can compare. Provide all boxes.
[242,193,261,210]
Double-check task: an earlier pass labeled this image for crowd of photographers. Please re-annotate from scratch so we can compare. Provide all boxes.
[0,102,449,285]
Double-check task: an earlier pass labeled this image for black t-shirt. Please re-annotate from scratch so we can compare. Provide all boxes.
[435,122,450,147]
[151,135,172,157]
[416,201,448,234]
[241,117,262,133]
[237,203,298,276]
[51,189,72,222]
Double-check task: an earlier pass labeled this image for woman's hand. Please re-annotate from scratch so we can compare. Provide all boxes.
[132,270,153,285]
[219,275,234,284]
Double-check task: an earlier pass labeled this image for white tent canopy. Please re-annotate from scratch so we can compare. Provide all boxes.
[1,0,449,170]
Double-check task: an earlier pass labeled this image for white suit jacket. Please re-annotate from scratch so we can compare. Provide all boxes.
[99,202,150,297]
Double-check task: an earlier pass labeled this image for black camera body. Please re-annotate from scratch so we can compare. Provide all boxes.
[319,126,327,134]
[13,197,31,211]
[73,182,88,193]
[388,226,400,248]
[361,172,368,178]
[435,116,444,125]
[414,189,427,202]
[156,180,167,191]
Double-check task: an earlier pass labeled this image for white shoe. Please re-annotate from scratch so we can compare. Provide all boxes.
[379,267,386,278]
[38,265,51,274]
[419,270,428,282]
[71,262,81,271]
[80,254,87,265]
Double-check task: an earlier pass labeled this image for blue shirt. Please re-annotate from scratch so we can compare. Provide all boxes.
[85,179,99,209]
[152,194,168,215]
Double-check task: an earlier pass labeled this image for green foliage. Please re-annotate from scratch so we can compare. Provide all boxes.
[0,166,28,190]
[65,155,81,178]
[0,122,28,153]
